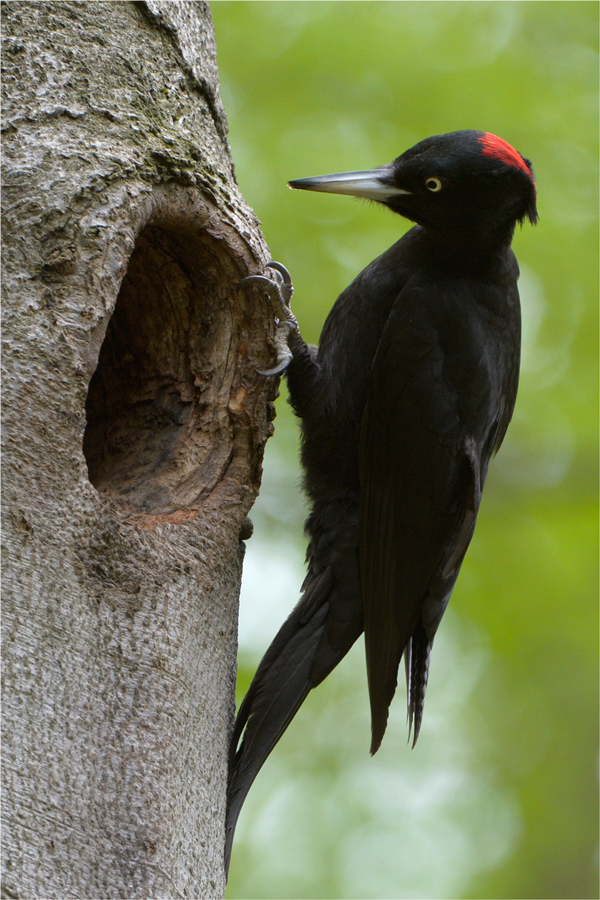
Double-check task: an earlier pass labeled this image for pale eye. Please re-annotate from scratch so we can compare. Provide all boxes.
[425,177,442,192]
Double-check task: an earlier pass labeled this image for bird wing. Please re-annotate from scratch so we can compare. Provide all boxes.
[359,281,489,753]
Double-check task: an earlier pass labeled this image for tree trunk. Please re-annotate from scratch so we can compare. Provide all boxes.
[2,3,276,897]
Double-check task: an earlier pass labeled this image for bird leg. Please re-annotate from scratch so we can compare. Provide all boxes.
[239,262,300,376]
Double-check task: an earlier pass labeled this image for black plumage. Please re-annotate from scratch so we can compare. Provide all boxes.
[226,130,537,871]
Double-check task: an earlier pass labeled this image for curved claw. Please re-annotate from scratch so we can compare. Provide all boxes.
[239,262,297,378]
[256,359,290,378]
[256,356,292,377]
[266,261,292,284]
[238,275,275,291]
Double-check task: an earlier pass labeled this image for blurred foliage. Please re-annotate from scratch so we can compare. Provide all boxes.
[211,2,598,898]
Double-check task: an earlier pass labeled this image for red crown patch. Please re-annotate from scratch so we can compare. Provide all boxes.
[478,133,534,182]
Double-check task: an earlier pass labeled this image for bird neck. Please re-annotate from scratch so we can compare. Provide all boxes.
[420,220,516,264]
[408,223,515,275]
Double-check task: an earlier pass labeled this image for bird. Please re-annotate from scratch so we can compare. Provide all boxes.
[226,130,537,871]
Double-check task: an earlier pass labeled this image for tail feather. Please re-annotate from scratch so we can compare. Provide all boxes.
[225,593,363,872]
[407,626,432,748]
[225,501,363,875]
[225,599,329,873]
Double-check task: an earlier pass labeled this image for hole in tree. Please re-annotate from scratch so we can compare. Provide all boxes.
[83,224,240,514]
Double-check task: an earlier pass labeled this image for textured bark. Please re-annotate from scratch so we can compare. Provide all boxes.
[1,3,276,897]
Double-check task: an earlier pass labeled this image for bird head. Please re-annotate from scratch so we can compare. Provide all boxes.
[289,130,537,249]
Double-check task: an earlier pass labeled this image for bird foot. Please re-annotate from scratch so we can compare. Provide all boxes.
[239,262,298,376]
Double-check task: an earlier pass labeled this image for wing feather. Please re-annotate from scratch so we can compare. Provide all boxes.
[359,283,491,752]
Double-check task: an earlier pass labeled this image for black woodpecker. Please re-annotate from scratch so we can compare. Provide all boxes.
[226,130,537,872]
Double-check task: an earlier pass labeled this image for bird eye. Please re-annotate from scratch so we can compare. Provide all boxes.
[425,177,442,192]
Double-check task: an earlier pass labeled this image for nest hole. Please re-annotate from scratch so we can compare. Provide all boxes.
[83,224,240,514]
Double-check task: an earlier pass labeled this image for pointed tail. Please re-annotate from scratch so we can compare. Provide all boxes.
[225,554,362,874]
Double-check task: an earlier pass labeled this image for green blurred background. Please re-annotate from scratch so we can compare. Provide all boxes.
[211,3,599,898]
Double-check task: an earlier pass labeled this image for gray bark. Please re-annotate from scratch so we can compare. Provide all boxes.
[2,3,276,897]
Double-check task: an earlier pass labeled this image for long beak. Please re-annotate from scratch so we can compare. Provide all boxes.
[288,165,410,201]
